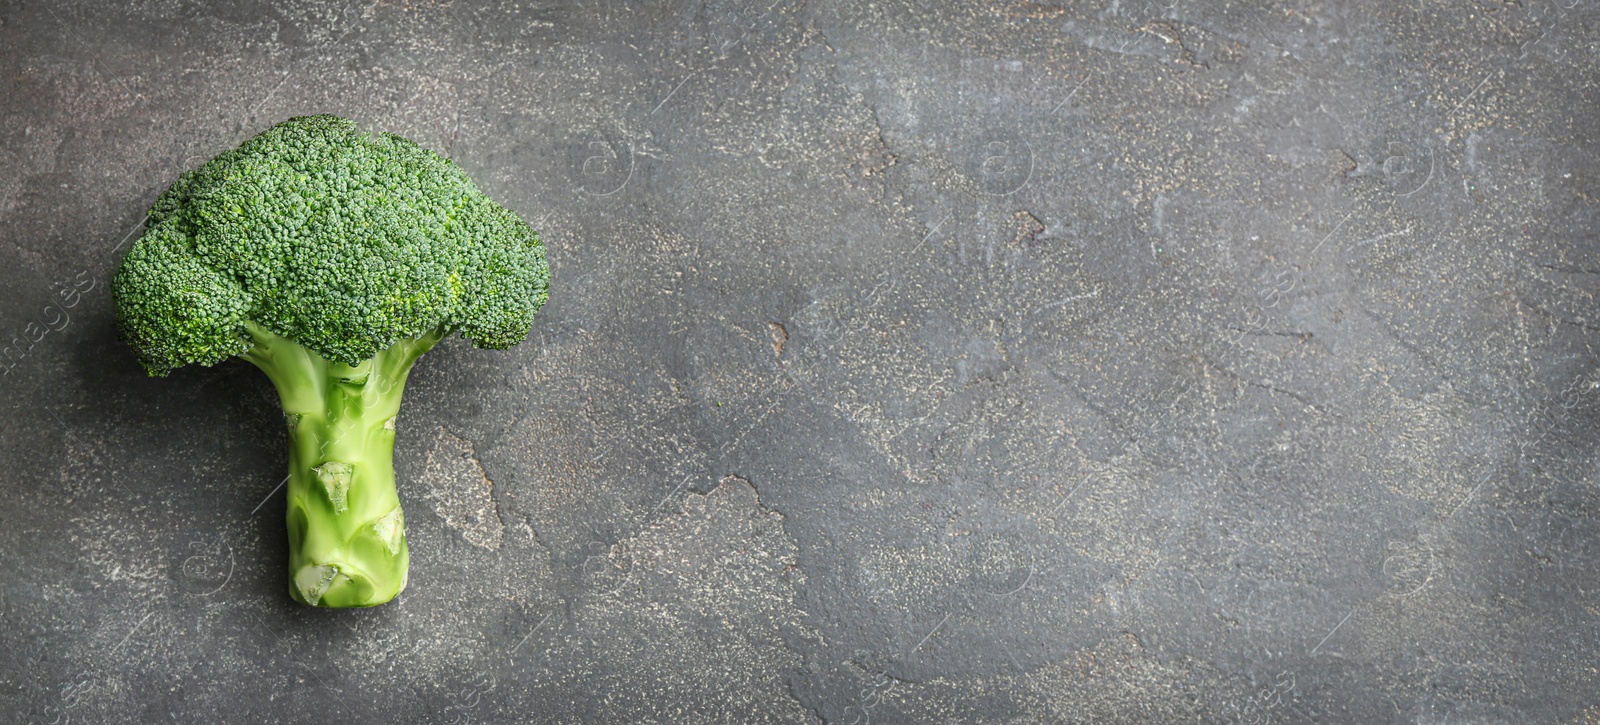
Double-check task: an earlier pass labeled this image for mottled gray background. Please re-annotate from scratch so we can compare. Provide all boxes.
[2,0,1598,722]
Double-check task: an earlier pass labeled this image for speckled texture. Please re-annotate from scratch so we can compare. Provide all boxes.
[421,427,507,550]
[3,0,1599,722]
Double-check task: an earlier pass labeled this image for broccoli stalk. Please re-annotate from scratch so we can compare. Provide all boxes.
[113,115,549,607]
[243,322,445,606]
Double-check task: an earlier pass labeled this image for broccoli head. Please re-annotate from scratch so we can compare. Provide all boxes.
[113,115,550,607]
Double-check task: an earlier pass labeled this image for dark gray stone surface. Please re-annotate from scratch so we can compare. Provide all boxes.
[3,0,1598,722]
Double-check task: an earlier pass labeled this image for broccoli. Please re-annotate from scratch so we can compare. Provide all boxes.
[112,115,549,608]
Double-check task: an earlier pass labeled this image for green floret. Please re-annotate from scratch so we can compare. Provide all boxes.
[110,219,253,375]
[117,113,549,369]
[112,115,550,608]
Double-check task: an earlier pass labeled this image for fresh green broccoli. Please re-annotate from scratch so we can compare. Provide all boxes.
[113,115,549,608]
